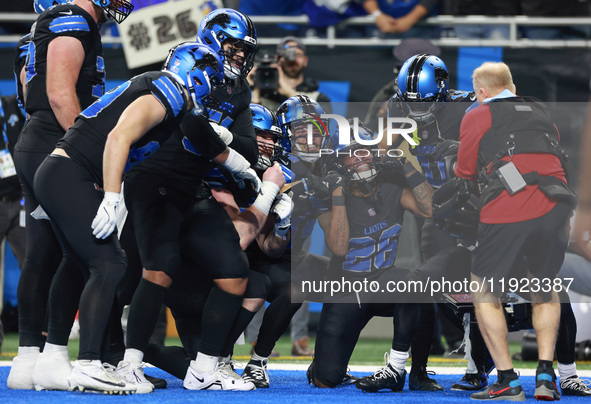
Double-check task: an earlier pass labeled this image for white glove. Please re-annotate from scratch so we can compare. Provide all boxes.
[222,148,262,194]
[91,191,120,239]
[272,193,293,237]
[210,122,233,145]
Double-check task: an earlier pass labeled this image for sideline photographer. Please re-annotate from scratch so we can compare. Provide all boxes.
[248,36,332,112]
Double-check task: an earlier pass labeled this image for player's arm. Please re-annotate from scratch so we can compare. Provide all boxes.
[318,184,349,257]
[399,160,433,217]
[46,36,84,131]
[211,107,258,165]
[102,94,167,193]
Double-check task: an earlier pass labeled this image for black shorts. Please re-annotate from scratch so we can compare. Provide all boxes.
[471,202,570,284]
[124,180,194,276]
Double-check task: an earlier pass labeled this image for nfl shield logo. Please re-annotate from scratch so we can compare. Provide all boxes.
[368,208,376,216]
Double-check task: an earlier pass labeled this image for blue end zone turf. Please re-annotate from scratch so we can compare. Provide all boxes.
[0,367,587,403]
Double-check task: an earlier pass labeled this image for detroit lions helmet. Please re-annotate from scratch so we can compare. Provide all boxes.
[332,119,381,183]
[197,8,257,79]
[276,95,330,164]
[395,53,449,121]
[92,0,133,24]
[163,42,224,115]
[250,103,283,170]
[34,0,70,13]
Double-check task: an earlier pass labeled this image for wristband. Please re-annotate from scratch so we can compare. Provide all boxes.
[370,9,382,20]
[252,181,280,216]
[406,171,427,189]
[332,195,346,206]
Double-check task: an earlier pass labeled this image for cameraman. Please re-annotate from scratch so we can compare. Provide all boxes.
[249,36,332,112]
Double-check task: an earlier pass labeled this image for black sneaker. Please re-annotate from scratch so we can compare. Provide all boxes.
[534,371,560,401]
[341,370,358,386]
[144,375,167,389]
[471,379,525,401]
[356,363,406,393]
[452,372,488,391]
[409,368,443,391]
[241,359,269,389]
[560,375,591,397]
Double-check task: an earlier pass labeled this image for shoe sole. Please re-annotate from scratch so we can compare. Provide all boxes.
[534,385,560,401]
[471,392,526,401]
[356,386,403,393]
[69,385,136,395]
[451,385,487,392]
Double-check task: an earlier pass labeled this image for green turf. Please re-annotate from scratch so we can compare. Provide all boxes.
[2,332,588,370]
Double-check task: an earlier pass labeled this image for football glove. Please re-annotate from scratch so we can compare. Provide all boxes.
[91,191,120,239]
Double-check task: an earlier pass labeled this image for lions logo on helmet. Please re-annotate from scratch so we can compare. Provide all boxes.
[197,8,257,79]
[276,95,330,164]
[163,42,224,116]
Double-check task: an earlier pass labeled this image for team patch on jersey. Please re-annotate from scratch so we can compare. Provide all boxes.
[49,15,90,33]
[368,208,376,216]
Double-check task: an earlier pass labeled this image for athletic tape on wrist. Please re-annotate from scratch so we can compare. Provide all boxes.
[406,171,427,189]
[252,181,280,216]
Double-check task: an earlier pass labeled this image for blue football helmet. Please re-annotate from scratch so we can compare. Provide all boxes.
[92,0,133,24]
[250,103,283,170]
[197,8,257,79]
[163,42,224,115]
[276,95,330,164]
[332,119,381,183]
[396,53,449,121]
[33,0,70,13]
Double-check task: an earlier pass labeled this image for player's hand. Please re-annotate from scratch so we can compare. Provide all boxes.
[91,191,120,239]
[272,193,293,237]
[433,139,460,161]
[209,122,233,145]
[262,162,286,190]
[303,172,344,198]
[383,157,406,174]
[222,148,262,193]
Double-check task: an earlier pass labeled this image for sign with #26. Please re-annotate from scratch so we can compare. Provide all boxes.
[119,0,222,69]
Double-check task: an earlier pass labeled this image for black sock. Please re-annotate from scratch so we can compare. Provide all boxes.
[199,286,243,357]
[126,278,168,353]
[537,360,554,373]
[220,307,257,358]
[498,368,518,383]
[144,343,190,380]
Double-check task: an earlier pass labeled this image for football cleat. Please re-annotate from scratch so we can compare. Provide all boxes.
[409,368,443,391]
[183,360,255,391]
[7,346,40,390]
[32,348,72,390]
[452,371,489,391]
[356,363,406,393]
[116,360,154,394]
[69,359,136,395]
[560,375,591,396]
[242,359,270,388]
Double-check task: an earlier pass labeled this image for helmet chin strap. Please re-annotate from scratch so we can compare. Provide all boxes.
[296,152,320,163]
[224,61,239,79]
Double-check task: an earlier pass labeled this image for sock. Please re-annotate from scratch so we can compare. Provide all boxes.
[538,360,554,373]
[126,279,168,353]
[557,362,576,380]
[198,287,243,357]
[123,348,144,364]
[388,349,409,374]
[219,307,257,358]
[43,342,67,353]
[251,352,267,363]
[498,368,518,383]
[18,346,40,356]
[195,352,219,373]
